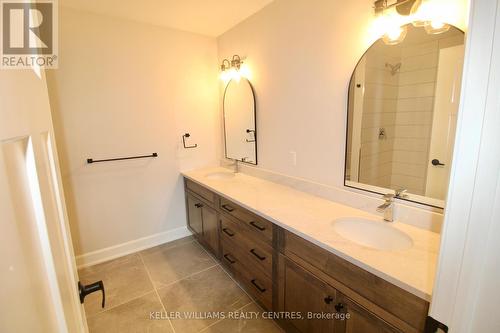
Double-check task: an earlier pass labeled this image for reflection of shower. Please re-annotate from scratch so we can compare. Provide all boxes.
[385,62,402,75]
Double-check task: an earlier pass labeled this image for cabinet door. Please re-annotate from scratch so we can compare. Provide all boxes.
[187,194,203,235]
[334,294,401,333]
[283,258,337,333]
[201,205,218,255]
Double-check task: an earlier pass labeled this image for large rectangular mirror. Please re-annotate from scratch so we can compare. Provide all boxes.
[223,78,257,164]
[345,24,465,208]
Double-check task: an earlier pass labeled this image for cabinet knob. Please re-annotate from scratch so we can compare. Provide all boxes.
[335,303,345,312]
[324,296,334,304]
[194,203,203,208]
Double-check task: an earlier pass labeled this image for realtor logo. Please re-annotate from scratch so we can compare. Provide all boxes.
[1,0,58,68]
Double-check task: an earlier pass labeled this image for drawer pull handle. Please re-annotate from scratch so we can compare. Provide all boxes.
[334,303,345,312]
[221,204,234,212]
[222,228,235,237]
[251,279,266,293]
[250,249,266,261]
[249,221,266,231]
[194,203,203,208]
[223,254,236,264]
[324,296,334,304]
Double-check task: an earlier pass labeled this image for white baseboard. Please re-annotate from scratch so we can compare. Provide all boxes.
[76,226,192,268]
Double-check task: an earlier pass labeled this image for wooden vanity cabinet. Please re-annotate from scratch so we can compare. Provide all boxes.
[200,204,219,255]
[281,230,427,333]
[185,180,219,257]
[279,256,338,333]
[183,177,429,333]
[334,294,401,333]
[186,194,203,235]
[278,255,401,333]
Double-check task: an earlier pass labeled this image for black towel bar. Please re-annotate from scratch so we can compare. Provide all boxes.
[87,153,158,164]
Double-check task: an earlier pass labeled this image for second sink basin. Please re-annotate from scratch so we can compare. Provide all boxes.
[204,171,236,180]
[333,217,413,251]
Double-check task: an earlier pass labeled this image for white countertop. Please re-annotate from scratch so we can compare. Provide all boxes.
[182,167,440,301]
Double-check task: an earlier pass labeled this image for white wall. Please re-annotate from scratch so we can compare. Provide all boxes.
[47,8,220,257]
[217,0,468,193]
[218,0,373,186]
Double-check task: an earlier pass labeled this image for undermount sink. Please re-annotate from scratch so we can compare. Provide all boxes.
[333,217,413,251]
[204,171,236,180]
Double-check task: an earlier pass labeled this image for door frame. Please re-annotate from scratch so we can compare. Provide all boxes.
[430,0,500,331]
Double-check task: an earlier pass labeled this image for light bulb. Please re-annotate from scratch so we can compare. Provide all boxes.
[229,68,241,82]
[425,21,450,34]
[410,0,429,27]
[239,64,251,80]
[382,25,407,45]
[220,70,230,83]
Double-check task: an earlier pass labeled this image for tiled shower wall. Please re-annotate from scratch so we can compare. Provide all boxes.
[358,29,463,195]
[358,42,401,188]
[390,29,464,194]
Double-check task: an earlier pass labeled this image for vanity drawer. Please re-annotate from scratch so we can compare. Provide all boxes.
[220,215,273,277]
[185,179,217,204]
[221,236,273,310]
[219,197,273,244]
[283,230,429,331]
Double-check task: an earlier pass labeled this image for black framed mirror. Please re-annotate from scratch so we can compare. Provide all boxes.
[345,24,465,208]
[223,78,257,164]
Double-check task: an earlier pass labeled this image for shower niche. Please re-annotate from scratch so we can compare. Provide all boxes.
[345,24,465,208]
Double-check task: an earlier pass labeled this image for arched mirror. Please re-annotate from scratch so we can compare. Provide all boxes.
[223,78,257,164]
[345,24,465,208]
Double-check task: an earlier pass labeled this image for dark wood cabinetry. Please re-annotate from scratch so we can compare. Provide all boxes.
[186,194,203,235]
[334,294,401,333]
[185,183,219,257]
[279,256,338,333]
[201,204,218,254]
[183,177,428,333]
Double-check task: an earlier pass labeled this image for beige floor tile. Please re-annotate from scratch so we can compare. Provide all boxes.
[140,235,194,257]
[87,292,173,333]
[79,254,153,316]
[157,265,251,333]
[203,302,283,333]
[141,240,217,288]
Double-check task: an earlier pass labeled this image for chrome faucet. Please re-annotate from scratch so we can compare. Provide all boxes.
[377,193,395,222]
[231,159,239,173]
[377,189,408,222]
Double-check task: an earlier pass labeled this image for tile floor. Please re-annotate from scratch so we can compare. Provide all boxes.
[79,236,283,333]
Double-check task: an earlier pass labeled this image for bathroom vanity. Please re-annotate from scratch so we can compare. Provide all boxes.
[183,167,439,333]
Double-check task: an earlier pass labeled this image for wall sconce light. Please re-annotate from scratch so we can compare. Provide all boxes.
[374,0,451,45]
[220,55,250,83]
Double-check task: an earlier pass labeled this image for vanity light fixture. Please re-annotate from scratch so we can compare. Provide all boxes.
[374,0,452,45]
[382,24,408,45]
[219,55,250,83]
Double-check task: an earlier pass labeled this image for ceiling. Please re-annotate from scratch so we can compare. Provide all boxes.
[60,0,274,37]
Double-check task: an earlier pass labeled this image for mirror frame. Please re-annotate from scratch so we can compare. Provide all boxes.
[222,78,258,165]
[343,24,465,209]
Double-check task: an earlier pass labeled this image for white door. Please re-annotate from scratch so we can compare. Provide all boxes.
[0,68,87,332]
[425,45,465,199]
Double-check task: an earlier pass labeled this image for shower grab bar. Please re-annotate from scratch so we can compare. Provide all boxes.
[87,153,158,164]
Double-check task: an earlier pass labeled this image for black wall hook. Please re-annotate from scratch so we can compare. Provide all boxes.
[182,133,198,149]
